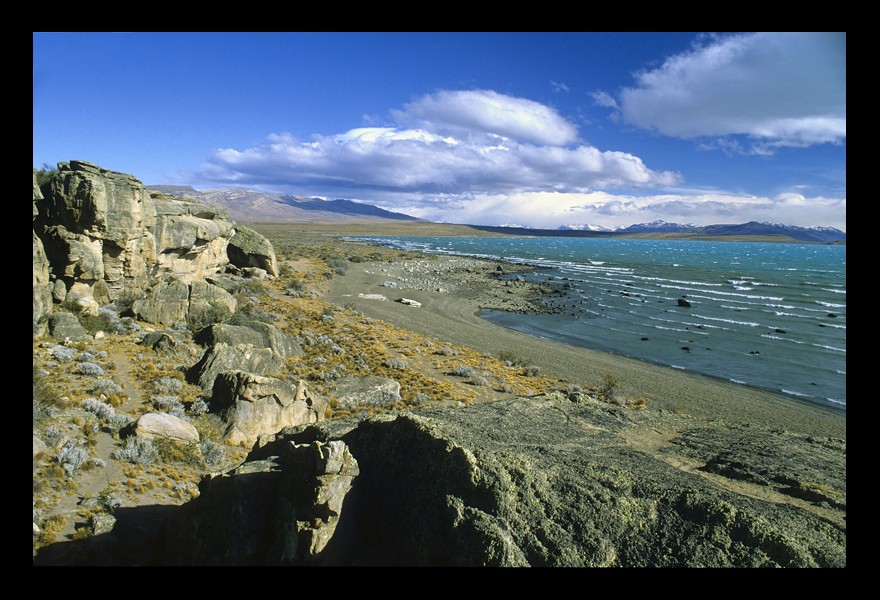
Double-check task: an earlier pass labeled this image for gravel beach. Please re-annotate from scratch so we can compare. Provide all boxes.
[328,252,846,439]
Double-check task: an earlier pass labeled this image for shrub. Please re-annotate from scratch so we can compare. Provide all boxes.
[151,395,187,419]
[523,366,541,377]
[81,397,115,420]
[453,365,475,377]
[471,376,491,387]
[112,437,157,464]
[200,438,225,467]
[498,351,528,367]
[439,346,459,357]
[75,362,105,377]
[92,378,123,396]
[188,398,209,416]
[33,369,63,423]
[57,439,89,476]
[49,345,77,362]
[599,374,618,402]
[153,376,184,395]
[411,392,430,405]
[385,357,407,370]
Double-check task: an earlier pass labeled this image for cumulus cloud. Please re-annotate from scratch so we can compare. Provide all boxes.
[196,90,679,198]
[604,32,846,151]
[391,89,580,146]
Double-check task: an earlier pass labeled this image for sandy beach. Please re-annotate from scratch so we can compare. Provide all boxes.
[327,252,846,440]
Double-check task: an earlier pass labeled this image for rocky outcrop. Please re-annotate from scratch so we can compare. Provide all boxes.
[211,372,327,447]
[131,278,236,326]
[162,393,846,566]
[332,376,401,410]
[194,321,303,360]
[39,160,157,301]
[186,342,286,396]
[152,196,235,283]
[161,439,358,565]
[227,225,279,277]
[33,162,267,326]
[134,412,199,444]
[33,174,53,329]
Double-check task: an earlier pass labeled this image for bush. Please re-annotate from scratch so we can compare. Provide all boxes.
[188,398,209,416]
[112,437,157,464]
[599,374,618,402]
[33,369,63,423]
[152,376,184,395]
[57,439,89,476]
[385,357,407,370]
[75,362,105,377]
[498,351,528,367]
[523,366,541,377]
[150,395,187,419]
[81,398,115,420]
[200,438,225,466]
[49,345,76,362]
[453,365,475,377]
[439,346,459,357]
[92,378,122,396]
[471,376,491,387]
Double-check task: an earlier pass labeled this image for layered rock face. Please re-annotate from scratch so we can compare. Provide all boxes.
[161,393,846,567]
[32,161,279,327]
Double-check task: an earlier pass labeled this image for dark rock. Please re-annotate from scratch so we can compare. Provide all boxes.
[161,394,846,566]
[827,313,837,318]
[142,331,176,353]
[640,337,649,341]
[48,311,88,341]
[681,346,690,353]
[775,329,787,334]
[186,342,286,396]
[677,298,691,308]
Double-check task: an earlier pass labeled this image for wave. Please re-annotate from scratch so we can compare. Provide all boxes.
[816,301,846,308]
[781,388,810,397]
[694,315,761,327]
[812,343,846,353]
[825,398,846,406]
[729,378,747,384]
[822,288,847,294]
[761,334,805,344]
[636,275,723,287]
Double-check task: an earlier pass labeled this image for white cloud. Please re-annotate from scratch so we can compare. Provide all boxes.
[196,90,679,198]
[591,91,618,109]
[551,81,570,93]
[391,89,580,146]
[400,190,846,231]
[609,32,846,151]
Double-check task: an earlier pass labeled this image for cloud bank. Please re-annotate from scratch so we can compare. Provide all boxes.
[607,32,846,152]
[197,89,679,196]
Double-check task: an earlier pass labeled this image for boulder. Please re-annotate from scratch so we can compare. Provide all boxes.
[227,225,279,277]
[194,321,302,359]
[162,393,846,566]
[161,439,358,565]
[48,311,87,341]
[133,279,190,324]
[332,376,401,410]
[134,412,199,444]
[677,298,692,308]
[132,278,236,326]
[153,197,235,283]
[186,342,286,396]
[211,372,327,447]
[142,331,177,353]
[64,282,100,316]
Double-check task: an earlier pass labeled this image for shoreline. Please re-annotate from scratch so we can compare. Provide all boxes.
[327,252,846,440]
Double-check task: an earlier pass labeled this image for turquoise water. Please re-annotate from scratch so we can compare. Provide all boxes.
[353,236,846,412]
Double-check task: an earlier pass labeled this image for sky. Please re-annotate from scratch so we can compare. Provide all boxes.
[33,32,846,231]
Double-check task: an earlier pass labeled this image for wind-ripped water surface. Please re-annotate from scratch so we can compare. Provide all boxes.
[354,236,846,412]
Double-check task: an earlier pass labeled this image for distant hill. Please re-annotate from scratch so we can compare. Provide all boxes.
[473,220,846,243]
[553,220,846,243]
[145,187,422,224]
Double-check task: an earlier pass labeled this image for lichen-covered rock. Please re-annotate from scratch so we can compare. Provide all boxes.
[227,225,279,277]
[186,342,285,396]
[211,372,327,447]
[332,376,401,409]
[167,393,845,567]
[134,412,199,444]
[132,278,236,326]
[194,321,303,359]
[160,439,357,565]
[48,311,88,341]
[153,197,235,283]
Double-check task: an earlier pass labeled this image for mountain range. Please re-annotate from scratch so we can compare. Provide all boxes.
[559,220,846,243]
[147,187,845,243]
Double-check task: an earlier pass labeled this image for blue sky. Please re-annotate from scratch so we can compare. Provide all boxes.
[33,32,846,230]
